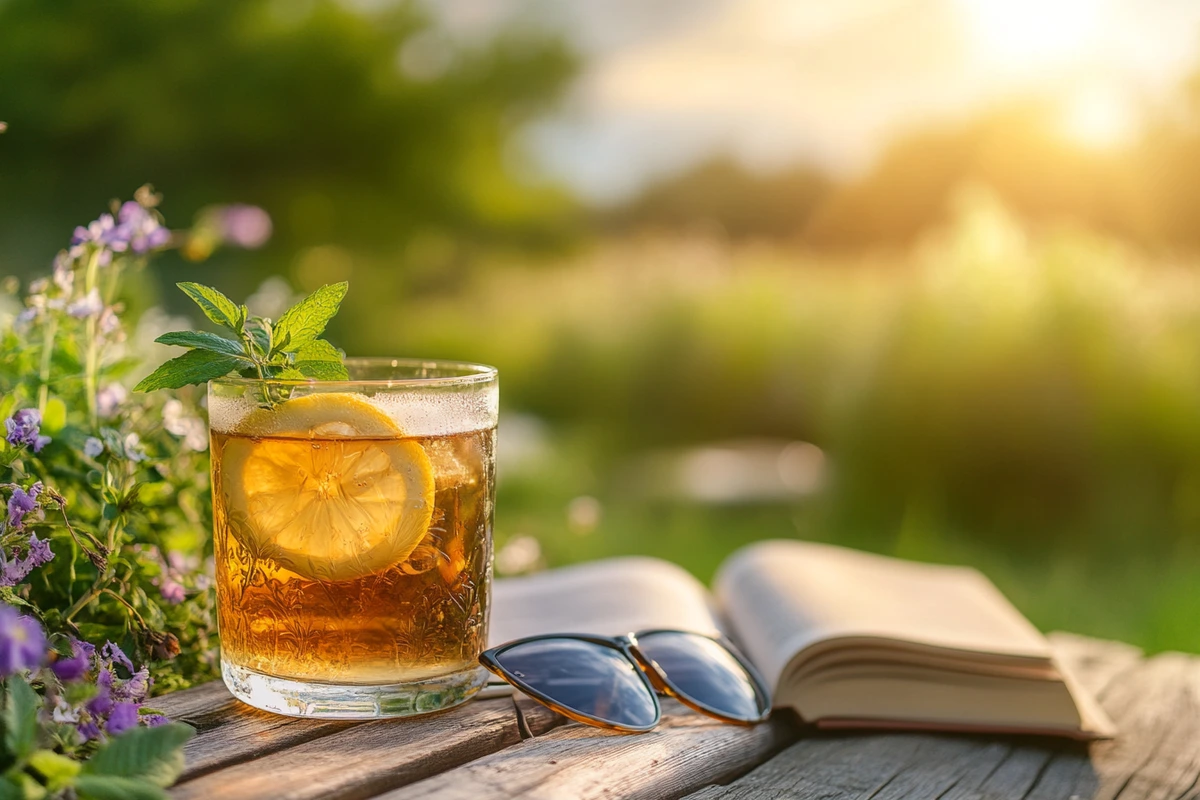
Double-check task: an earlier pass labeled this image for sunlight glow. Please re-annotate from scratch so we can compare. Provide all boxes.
[959,0,1105,71]
[1059,85,1138,150]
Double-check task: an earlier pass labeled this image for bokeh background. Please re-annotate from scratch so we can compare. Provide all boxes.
[4,0,1200,651]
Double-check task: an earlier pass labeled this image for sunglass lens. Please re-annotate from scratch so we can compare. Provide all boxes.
[635,631,770,722]
[492,637,659,730]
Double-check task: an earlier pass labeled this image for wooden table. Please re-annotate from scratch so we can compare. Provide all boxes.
[156,633,1196,799]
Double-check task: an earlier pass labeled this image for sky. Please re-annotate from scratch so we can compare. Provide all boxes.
[429,0,1200,204]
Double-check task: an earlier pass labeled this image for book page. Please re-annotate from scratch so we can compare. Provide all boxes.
[488,556,722,646]
[714,540,1053,690]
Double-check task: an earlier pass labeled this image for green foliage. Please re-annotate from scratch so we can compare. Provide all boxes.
[133,350,246,393]
[0,0,579,289]
[173,284,244,334]
[136,281,349,394]
[384,193,1200,602]
[273,282,347,351]
[0,667,190,799]
[4,680,39,760]
[80,724,192,788]
[0,194,272,695]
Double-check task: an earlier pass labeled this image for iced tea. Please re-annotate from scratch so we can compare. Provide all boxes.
[208,361,497,718]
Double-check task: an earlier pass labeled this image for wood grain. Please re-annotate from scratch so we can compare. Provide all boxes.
[376,699,800,800]
[151,679,353,780]
[168,695,563,800]
[158,636,1195,800]
[683,637,1198,800]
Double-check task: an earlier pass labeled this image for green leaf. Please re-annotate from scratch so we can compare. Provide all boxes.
[274,368,307,380]
[154,331,247,359]
[133,350,244,392]
[293,340,348,381]
[41,398,66,434]
[82,723,193,788]
[28,749,81,790]
[74,775,166,800]
[247,325,271,360]
[0,777,22,800]
[0,393,19,424]
[273,282,348,350]
[4,678,39,761]
[175,283,243,333]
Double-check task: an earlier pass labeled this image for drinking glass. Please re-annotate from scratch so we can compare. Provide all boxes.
[208,359,497,718]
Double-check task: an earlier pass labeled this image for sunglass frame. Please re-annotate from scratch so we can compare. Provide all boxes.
[479,628,772,733]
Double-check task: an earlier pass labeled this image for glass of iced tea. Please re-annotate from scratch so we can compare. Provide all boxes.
[208,359,497,718]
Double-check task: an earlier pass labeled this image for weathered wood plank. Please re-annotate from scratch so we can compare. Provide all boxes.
[179,707,353,780]
[153,681,237,721]
[375,699,800,800]
[683,637,1197,800]
[168,695,563,800]
[1047,632,1143,697]
[151,680,354,780]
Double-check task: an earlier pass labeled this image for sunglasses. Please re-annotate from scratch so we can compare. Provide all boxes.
[478,629,772,733]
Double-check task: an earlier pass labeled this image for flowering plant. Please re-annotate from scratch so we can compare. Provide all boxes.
[0,187,270,794]
[0,607,193,798]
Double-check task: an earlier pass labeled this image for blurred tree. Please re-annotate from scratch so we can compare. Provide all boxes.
[802,102,1149,249]
[0,0,578,295]
[603,157,830,240]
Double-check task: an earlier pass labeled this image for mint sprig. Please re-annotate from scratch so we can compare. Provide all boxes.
[134,281,349,393]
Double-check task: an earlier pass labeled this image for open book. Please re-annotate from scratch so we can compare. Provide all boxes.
[490,540,1115,739]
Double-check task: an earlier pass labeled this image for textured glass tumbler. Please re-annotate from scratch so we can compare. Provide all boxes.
[208,359,497,718]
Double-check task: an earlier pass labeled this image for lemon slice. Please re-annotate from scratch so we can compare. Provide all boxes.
[221,393,435,582]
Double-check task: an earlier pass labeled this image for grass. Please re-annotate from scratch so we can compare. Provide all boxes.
[497,427,1200,655]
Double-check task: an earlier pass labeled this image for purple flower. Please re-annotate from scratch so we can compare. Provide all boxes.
[158,578,185,605]
[0,532,54,587]
[96,385,127,419]
[51,639,91,682]
[67,288,104,319]
[98,307,120,336]
[76,721,101,742]
[25,534,53,569]
[52,256,74,293]
[70,213,124,261]
[86,688,113,717]
[5,483,42,530]
[0,606,46,676]
[141,713,170,728]
[70,202,169,260]
[84,437,104,458]
[101,641,134,674]
[13,308,38,333]
[218,205,272,249]
[114,666,150,703]
[5,410,50,453]
[105,702,140,735]
[118,202,170,254]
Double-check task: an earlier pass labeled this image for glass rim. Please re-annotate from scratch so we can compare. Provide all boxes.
[208,357,498,390]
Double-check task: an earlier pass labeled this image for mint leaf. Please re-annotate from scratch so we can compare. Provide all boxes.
[4,678,39,759]
[74,775,168,800]
[248,324,272,359]
[176,282,244,333]
[83,723,193,788]
[293,340,349,381]
[274,282,348,349]
[142,281,349,400]
[134,349,245,392]
[154,331,248,359]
